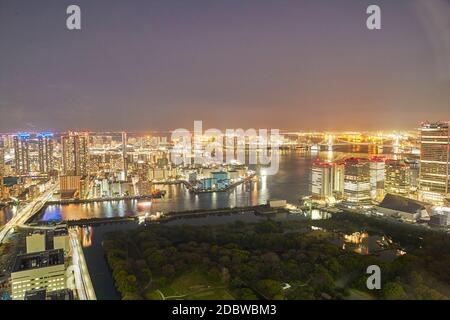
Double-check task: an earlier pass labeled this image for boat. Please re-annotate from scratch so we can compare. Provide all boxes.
[310,144,320,152]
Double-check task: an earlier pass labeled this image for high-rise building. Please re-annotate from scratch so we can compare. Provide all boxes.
[310,159,334,200]
[122,132,128,180]
[418,122,450,204]
[61,132,89,176]
[333,161,345,198]
[13,133,31,175]
[385,159,410,196]
[0,138,4,200]
[369,156,385,201]
[405,158,420,191]
[37,133,54,174]
[343,158,372,208]
[0,137,4,176]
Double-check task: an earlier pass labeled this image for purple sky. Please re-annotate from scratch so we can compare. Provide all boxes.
[0,0,449,132]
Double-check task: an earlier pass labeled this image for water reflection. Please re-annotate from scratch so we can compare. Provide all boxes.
[79,226,93,248]
[1,147,394,225]
[343,232,369,255]
[338,231,404,262]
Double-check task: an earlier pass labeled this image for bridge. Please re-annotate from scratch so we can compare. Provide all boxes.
[0,182,59,244]
[280,132,414,153]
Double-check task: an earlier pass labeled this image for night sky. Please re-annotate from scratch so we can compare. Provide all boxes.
[0,0,449,132]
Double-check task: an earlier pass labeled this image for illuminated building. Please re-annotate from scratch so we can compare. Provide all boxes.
[405,158,420,190]
[13,133,31,175]
[385,159,410,196]
[24,288,74,300]
[310,159,334,200]
[59,175,87,199]
[212,171,229,189]
[122,132,128,180]
[418,122,450,204]
[11,249,66,300]
[429,207,450,226]
[369,156,385,201]
[134,180,152,196]
[37,133,54,174]
[343,158,372,207]
[332,162,345,198]
[0,138,4,176]
[61,132,89,176]
[376,194,430,223]
[0,138,4,200]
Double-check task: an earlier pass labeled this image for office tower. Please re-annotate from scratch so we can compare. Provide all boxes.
[37,133,54,174]
[343,158,372,207]
[385,159,410,196]
[11,249,66,300]
[405,158,420,190]
[122,132,128,180]
[310,159,334,200]
[0,137,4,175]
[369,156,385,201]
[333,161,345,198]
[0,138,4,200]
[418,122,450,204]
[61,132,89,176]
[13,133,31,175]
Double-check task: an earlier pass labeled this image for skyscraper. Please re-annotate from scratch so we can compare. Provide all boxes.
[310,159,334,200]
[13,133,31,175]
[385,159,410,196]
[37,133,54,174]
[0,137,4,176]
[122,132,128,180]
[418,122,450,204]
[61,132,89,176]
[0,138,4,200]
[369,156,385,201]
[343,158,372,208]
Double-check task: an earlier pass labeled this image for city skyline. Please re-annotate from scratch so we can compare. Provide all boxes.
[0,121,447,135]
[1,0,450,132]
[1,0,450,303]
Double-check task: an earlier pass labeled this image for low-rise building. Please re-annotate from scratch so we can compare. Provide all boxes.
[429,207,450,227]
[375,194,431,223]
[268,199,287,208]
[11,249,66,300]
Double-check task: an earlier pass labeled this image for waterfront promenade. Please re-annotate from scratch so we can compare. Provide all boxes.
[69,229,97,300]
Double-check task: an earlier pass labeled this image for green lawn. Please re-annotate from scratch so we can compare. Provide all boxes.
[185,288,235,300]
[345,289,376,300]
[157,271,235,300]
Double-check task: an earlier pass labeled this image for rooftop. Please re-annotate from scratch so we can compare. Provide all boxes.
[12,249,65,273]
[378,194,429,214]
[24,289,47,300]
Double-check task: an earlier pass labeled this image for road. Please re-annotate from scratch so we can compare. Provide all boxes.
[1,181,97,300]
[69,228,97,300]
[0,182,59,244]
